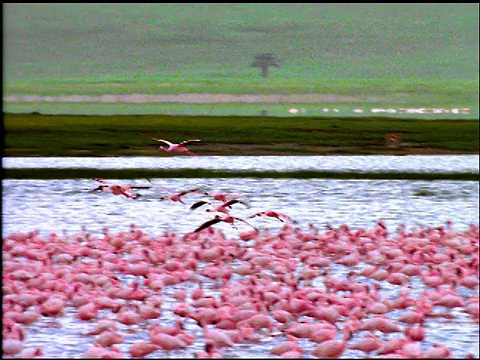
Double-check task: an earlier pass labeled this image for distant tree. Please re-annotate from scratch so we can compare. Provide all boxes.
[251,53,279,78]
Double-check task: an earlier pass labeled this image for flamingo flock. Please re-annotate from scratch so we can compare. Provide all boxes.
[287,107,472,115]
[91,178,297,234]
[3,218,478,358]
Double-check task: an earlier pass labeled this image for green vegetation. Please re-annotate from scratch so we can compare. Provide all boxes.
[5,4,478,81]
[4,78,477,112]
[4,113,479,157]
[4,4,479,113]
[4,168,479,181]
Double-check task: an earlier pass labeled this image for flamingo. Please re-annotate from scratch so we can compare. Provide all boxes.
[192,214,258,233]
[130,342,161,358]
[152,138,202,156]
[248,210,297,223]
[190,199,248,214]
[90,179,150,199]
[203,191,247,203]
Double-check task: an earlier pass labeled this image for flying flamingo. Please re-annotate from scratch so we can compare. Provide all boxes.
[152,138,202,156]
[190,199,248,214]
[192,214,258,233]
[248,210,297,224]
[203,191,247,203]
[90,179,150,199]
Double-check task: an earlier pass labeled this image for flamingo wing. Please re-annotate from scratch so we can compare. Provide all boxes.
[179,188,201,196]
[233,217,258,230]
[90,185,107,192]
[223,199,242,207]
[193,218,222,233]
[190,200,210,211]
[248,212,266,219]
[277,212,295,222]
[180,139,202,146]
[128,186,151,190]
[152,138,173,147]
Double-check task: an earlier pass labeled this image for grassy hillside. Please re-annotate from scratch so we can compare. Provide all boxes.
[4,4,478,82]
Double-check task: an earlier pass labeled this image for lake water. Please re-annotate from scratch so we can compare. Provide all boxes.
[3,155,479,173]
[2,155,479,358]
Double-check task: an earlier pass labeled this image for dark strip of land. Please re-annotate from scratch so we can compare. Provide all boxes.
[3,113,479,157]
[4,168,478,181]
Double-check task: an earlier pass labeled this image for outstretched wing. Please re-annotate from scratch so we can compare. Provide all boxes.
[180,139,202,146]
[233,217,258,230]
[179,188,201,196]
[152,138,173,146]
[277,212,295,222]
[90,185,106,192]
[190,200,210,211]
[248,211,265,219]
[193,218,222,233]
[128,186,151,190]
[223,199,248,208]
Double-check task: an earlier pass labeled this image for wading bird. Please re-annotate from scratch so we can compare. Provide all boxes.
[385,133,401,148]
[202,191,247,203]
[152,138,202,156]
[249,210,297,223]
[193,215,258,233]
[90,179,150,199]
[190,199,248,214]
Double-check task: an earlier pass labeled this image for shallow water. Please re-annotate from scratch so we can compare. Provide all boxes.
[3,155,479,173]
[2,178,479,238]
[2,176,479,358]
[3,155,479,358]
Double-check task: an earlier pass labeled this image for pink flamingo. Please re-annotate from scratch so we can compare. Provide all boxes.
[153,138,202,156]
[348,334,384,354]
[311,326,351,358]
[195,340,224,358]
[91,179,150,199]
[193,214,258,233]
[3,339,23,356]
[190,199,248,214]
[86,319,118,336]
[202,191,247,203]
[94,329,125,348]
[130,341,161,358]
[422,343,451,358]
[248,210,297,223]
[150,332,187,351]
[270,336,302,356]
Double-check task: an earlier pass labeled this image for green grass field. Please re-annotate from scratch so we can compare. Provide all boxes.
[4,4,479,114]
[4,113,479,157]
